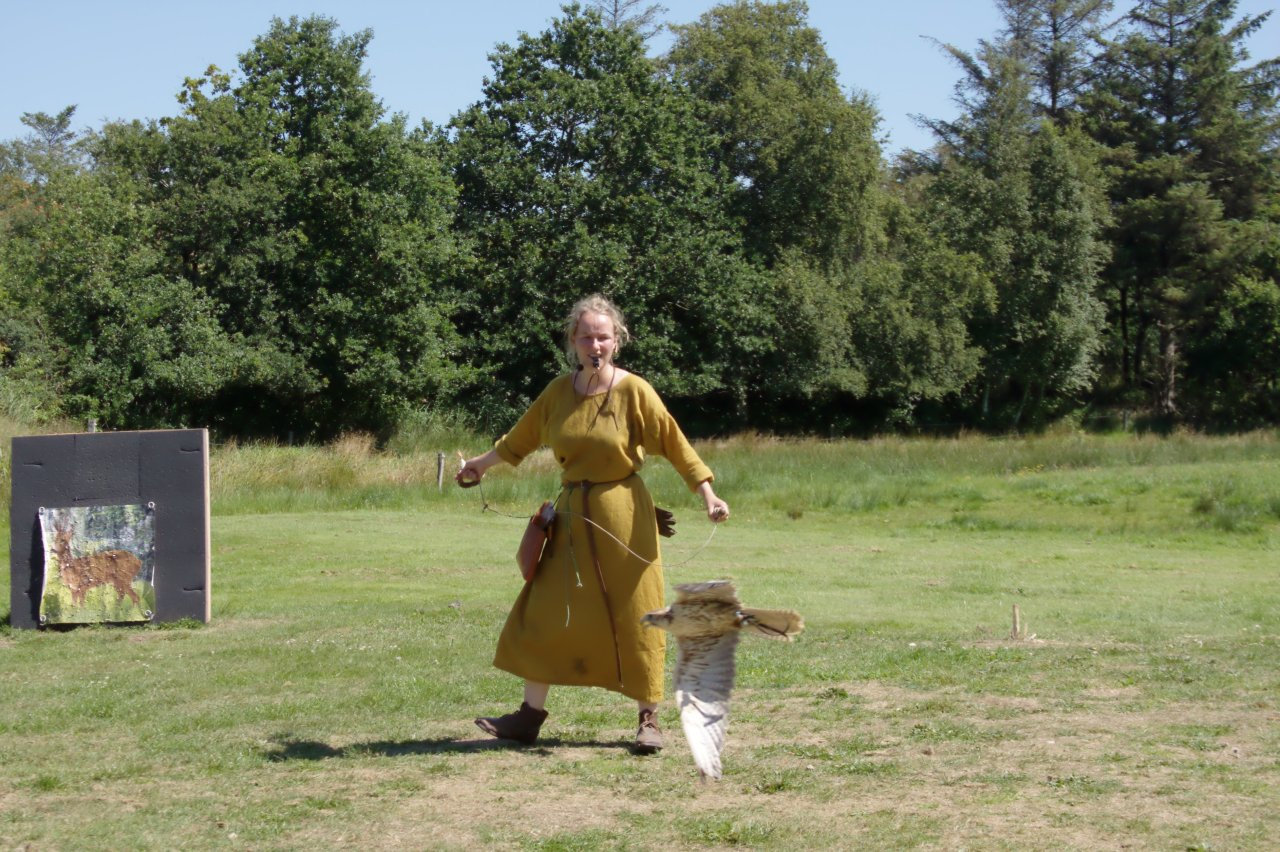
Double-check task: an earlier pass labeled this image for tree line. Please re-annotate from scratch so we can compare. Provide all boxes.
[1,0,1276,439]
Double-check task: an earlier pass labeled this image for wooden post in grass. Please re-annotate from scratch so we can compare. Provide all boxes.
[436,451,445,492]
[1011,604,1024,640]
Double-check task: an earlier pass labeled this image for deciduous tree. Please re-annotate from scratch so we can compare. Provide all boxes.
[448,5,766,427]
[665,0,881,269]
[99,16,468,436]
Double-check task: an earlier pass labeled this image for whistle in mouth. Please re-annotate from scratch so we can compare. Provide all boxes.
[591,355,601,369]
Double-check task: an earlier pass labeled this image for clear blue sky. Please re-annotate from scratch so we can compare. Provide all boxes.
[4,1,1277,157]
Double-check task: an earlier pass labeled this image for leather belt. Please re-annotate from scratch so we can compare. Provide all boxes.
[566,477,631,689]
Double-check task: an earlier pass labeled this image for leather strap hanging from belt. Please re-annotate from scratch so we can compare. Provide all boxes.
[573,479,625,689]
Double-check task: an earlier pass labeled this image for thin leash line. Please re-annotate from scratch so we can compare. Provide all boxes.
[667,522,718,570]
[555,507,718,570]
[470,476,719,568]
[472,476,550,520]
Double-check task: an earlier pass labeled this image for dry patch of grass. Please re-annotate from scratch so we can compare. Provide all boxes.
[179,684,1278,851]
[17,674,1241,851]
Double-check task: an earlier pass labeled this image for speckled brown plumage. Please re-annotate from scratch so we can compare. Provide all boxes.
[641,581,803,779]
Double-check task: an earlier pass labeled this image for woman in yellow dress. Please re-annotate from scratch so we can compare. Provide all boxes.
[457,294,730,751]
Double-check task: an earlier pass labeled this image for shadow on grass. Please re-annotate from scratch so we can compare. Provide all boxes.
[264,734,634,761]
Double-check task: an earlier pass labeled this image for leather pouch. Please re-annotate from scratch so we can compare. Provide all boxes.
[516,500,556,582]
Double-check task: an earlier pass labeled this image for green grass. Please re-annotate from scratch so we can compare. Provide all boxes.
[2,431,1279,849]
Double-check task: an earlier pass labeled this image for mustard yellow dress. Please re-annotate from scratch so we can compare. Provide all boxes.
[491,372,713,703]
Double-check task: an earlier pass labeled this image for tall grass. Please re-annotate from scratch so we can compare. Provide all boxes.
[208,428,1280,520]
[380,406,479,455]
[6,418,1277,524]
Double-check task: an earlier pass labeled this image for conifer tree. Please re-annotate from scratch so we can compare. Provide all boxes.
[924,28,1107,426]
[588,0,669,39]
[1084,0,1279,418]
[996,0,1113,124]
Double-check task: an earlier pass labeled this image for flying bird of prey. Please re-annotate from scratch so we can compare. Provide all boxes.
[641,581,804,780]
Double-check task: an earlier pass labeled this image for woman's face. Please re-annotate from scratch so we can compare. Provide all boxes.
[573,311,617,370]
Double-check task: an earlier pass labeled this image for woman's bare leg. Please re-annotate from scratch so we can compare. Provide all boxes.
[524,681,550,710]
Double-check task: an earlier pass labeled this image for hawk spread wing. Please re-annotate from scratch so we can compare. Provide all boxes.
[642,580,804,780]
[674,580,741,605]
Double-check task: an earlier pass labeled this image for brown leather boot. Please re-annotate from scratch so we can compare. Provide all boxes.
[634,708,663,754]
[475,702,549,745]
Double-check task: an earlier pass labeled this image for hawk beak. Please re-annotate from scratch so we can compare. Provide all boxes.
[641,608,671,627]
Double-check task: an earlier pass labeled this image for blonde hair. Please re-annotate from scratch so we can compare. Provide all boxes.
[563,293,631,365]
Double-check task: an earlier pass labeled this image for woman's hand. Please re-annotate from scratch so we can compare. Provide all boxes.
[455,462,482,488]
[706,497,730,523]
[455,449,502,487]
[697,479,730,523]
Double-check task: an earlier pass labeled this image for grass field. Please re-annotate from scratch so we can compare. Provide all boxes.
[2,431,1279,849]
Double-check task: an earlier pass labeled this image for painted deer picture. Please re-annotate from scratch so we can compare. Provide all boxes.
[50,515,144,607]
